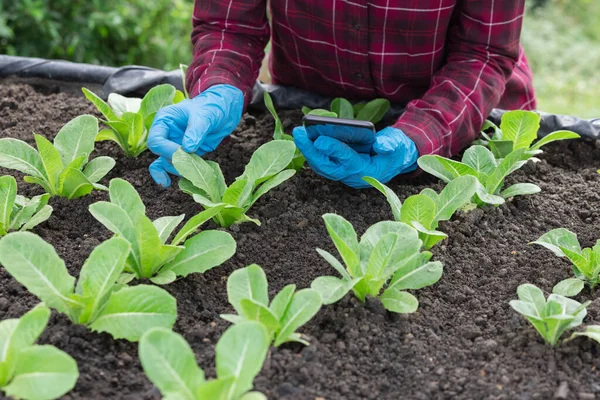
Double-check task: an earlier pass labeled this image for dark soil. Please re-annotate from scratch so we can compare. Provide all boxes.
[1,82,600,400]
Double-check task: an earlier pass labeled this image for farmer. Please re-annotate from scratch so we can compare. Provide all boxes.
[147,1,535,188]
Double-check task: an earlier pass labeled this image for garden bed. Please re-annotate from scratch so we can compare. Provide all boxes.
[1,82,600,400]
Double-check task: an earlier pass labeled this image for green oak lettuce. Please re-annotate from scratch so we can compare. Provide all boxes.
[0,115,115,199]
[139,322,269,400]
[479,110,579,160]
[311,214,443,313]
[0,175,52,237]
[302,97,391,124]
[263,92,305,171]
[89,178,236,285]
[0,304,79,400]
[0,233,177,342]
[83,84,185,157]
[363,175,477,249]
[532,228,600,297]
[221,264,322,347]
[509,283,600,347]
[174,140,296,228]
[418,146,540,208]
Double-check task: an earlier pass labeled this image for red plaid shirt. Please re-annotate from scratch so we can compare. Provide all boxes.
[187,0,536,157]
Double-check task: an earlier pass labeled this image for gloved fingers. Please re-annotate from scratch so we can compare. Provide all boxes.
[181,107,218,153]
[293,127,346,180]
[313,136,367,176]
[149,156,180,188]
[147,118,185,160]
[373,126,407,155]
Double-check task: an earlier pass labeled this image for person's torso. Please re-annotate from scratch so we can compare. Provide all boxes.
[268,0,534,109]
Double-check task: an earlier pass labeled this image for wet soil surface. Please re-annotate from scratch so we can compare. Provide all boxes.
[1,83,600,400]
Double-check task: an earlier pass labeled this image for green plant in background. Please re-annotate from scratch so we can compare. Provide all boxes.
[263,92,305,170]
[509,283,600,346]
[221,264,322,346]
[139,322,269,400]
[302,97,391,124]
[0,304,79,400]
[0,115,115,199]
[174,140,296,228]
[0,233,177,342]
[0,0,193,71]
[0,175,52,237]
[363,175,478,249]
[310,214,443,313]
[89,178,236,285]
[418,146,540,208]
[478,110,579,159]
[83,85,184,157]
[531,229,600,297]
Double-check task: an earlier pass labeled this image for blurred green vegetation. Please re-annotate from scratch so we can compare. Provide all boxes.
[0,0,597,117]
[521,0,599,117]
[0,0,193,71]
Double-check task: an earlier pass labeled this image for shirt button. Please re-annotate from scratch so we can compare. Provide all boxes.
[353,23,361,30]
[355,72,364,79]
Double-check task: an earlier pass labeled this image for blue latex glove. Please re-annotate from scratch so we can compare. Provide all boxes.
[147,84,244,187]
[293,125,418,188]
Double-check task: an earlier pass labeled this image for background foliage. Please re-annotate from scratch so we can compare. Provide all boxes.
[0,0,597,117]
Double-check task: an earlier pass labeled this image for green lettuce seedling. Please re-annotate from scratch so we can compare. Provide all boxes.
[0,304,79,400]
[89,178,236,285]
[0,175,52,237]
[311,214,443,313]
[263,92,305,170]
[363,175,478,249]
[83,85,185,157]
[221,264,322,347]
[139,322,269,400]
[174,140,296,228]
[418,146,540,208]
[0,233,177,342]
[509,283,600,347]
[479,110,579,160]
[302,97,391,124]
[531,228,600,297]
[0,115,115,199]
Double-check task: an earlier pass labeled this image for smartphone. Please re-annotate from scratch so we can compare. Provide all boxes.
[302,115,376,132]
[302,115,376,152]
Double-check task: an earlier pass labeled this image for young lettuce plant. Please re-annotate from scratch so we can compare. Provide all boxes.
[418,146,540,208]
[363,175,478,249]
[173,140,296,228]
[531,228,600,297]
[0,233,177,342]
[263,92,305,170]
[310,214,443,313]
[0,175,52,236]
[509,283,600,347]
[139,322,269,400]
[479,110,579,160]
[302,97,391,124]
[221,264,322,347]
[0,115,115,199]
[83,84,185,157]
[89,178,236,285]
[0,304,79,400]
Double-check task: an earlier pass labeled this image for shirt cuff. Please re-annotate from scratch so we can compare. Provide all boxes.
[393,107,447,157]
[188,68,253,109]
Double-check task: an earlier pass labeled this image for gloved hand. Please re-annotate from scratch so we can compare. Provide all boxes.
[147,84,244,187]
[305,123,376,154]
[293,125,418,188]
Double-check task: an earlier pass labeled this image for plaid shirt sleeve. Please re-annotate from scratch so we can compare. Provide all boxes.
[393,1,526,157]
[187,0,269,106]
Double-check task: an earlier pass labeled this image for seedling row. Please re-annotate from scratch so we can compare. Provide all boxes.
[0,84,595,400]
